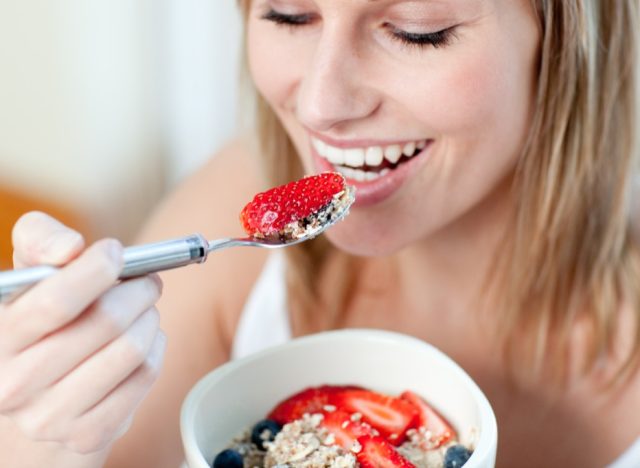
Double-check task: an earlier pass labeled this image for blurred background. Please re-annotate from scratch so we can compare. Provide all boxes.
[0,0,243,268]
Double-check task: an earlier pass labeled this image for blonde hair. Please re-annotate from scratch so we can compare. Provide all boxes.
[238,0,640,383]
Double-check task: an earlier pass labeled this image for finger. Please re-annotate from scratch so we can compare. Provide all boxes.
[0,276,162,410]
[7,330,165,451]
[12,211,85,268]
[0,239,123,353]
[65,331,166,454]
[44,307,161,418]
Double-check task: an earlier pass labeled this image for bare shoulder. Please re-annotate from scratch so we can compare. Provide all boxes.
[603,349,640,463]
[578,303,640,461]
[137,136,270,346]
[107,138,270,467]
[140,137,265,242]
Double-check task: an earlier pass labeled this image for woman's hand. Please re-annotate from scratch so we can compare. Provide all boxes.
[0,212,166,454]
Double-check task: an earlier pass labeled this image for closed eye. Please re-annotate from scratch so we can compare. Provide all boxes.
[260,8,456,50]
[386,24,457,49]
[261,8,316,27]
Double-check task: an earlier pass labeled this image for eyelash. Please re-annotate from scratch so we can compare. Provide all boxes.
[261,9,316,28]
[385,24,456,49]
[260,9,456,49]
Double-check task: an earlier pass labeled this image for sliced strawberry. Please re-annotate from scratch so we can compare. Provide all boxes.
[267,385,358,424]
[356,435,416,468]
[240,172,346,237]
[400,391,455,447]
[319,410,374,449]
[329,389,418,444]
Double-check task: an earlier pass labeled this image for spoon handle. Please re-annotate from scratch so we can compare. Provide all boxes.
[0,234,210,303]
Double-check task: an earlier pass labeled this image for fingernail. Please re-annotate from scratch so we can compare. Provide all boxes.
[41,230,84,263]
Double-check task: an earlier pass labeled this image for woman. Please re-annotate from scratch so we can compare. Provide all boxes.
[0,1,638,467]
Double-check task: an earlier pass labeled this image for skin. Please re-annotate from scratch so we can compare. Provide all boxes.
[248,0,534,256]
[1,1,639,467]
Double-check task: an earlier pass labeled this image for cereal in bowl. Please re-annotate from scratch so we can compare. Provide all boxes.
[211,385,474,468]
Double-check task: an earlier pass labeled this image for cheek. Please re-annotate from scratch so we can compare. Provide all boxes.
[399,19,538,147]
[247,22,305,110]
[412,50,528,141]
[247,22,317,168]
[248,23,282,104]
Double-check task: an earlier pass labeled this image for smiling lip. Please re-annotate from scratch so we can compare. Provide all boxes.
[311,139,434,208]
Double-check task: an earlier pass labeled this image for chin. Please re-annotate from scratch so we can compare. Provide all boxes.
[322,219,407,257]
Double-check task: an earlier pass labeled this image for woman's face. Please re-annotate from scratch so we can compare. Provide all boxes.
[247,0,540,255]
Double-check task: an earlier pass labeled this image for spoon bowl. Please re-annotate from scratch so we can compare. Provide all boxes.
[0,186,355,303]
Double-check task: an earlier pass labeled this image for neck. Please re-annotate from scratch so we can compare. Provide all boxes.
[395,176,514,322]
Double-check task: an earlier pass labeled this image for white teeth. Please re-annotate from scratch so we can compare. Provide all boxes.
[335,165,350,178]
[335,165,384,182]
[326,146,345,165]
[366,171,382,181]
[338,166,366,182]
[344,148,365,167]
[384,145,402,164]
[312,137,428,168]
[402,141,416,157]
[365,146,384,166]
[312,138,326,156]
[352,170,367,182]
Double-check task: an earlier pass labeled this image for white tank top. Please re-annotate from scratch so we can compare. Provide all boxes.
[230,253,640,467]
[231,252,291,360]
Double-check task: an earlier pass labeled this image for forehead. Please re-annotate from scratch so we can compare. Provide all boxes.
[247,0,489,7]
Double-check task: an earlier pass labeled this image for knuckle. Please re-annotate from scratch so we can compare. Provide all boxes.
[66,432,109,454]
[16,410,59,442]
[67,420,119,454]
[123,277,161,307]
[92,301,127,338]
[0,373,29,412]
[12,211,48,238]
[117,338,147,367]
[89,245,121,281]
[92,279,160,338]
[12,212,80,265]
[113,308,160,366]
[0,389,18,413]
[31,292,73,325]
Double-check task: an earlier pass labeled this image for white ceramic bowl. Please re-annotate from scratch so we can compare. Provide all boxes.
[181,329,497,467]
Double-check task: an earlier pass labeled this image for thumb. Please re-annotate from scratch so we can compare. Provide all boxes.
[12,211,85,268]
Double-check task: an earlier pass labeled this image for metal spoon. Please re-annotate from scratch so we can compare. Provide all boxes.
[0,188,354,303]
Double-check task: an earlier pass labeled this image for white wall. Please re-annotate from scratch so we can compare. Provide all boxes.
[0,1,243,240]
[159,0,243,186]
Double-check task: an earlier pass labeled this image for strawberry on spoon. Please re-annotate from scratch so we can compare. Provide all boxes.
[0,172,355,303]
[240,172,354,241]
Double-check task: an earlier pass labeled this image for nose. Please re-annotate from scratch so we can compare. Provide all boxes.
[296,29,380,132]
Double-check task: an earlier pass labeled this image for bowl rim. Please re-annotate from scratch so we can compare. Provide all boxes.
[180,328,498,466]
